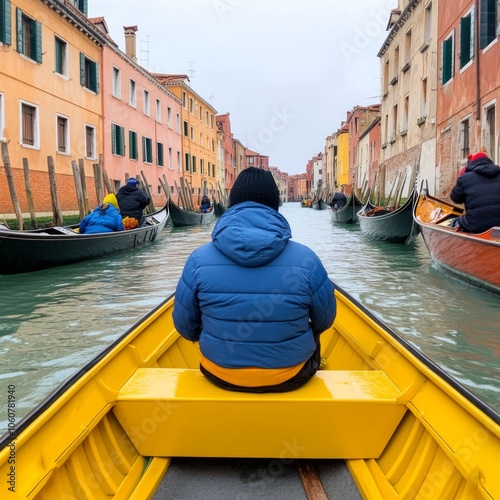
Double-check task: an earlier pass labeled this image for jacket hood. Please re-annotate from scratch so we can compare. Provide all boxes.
[211,201,291,267]
[467,157,500,178]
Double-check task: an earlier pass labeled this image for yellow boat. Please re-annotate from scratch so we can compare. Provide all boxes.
[1,286,499,499]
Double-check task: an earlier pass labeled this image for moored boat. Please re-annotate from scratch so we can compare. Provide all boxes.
[414,191,500,295]
[214,202,227,217]
[0,204,169,274]
[330,194,364,224]
[0,285,498,499]
[168,198,216,227]
[358,189,419,243]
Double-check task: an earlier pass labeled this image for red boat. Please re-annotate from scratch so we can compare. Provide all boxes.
[414,191,500,295]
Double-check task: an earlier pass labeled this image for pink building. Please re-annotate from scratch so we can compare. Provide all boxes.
[244,149,269,170]
[93,21,183,206]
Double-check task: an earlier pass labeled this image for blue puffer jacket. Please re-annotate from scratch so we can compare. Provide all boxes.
[79,204,124,234]
[173,202,335,369]
[450,156,500,233]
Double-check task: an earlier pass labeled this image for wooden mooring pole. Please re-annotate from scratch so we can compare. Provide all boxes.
[47,155,63,226]
[22,158,38,229]
[1,142,24,230]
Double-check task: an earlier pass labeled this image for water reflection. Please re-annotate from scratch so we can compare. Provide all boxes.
[0,203,498,429]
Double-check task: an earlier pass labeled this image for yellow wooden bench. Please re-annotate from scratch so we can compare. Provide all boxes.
[113,368,406,459]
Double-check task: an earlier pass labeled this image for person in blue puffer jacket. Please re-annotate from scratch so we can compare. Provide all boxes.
[173,167,335,393]
[79,193,124,234]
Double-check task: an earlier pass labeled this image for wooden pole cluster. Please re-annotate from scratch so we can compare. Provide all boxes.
[139,170,157,214]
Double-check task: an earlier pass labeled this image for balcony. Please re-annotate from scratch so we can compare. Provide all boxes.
[417,116,427,126]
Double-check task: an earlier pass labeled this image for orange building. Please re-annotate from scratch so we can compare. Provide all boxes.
[152,74,218,206]
[0,0,105,216]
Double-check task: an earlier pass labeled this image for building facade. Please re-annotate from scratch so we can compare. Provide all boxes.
[378,0,438,196]
[0,0,105,216]
[436,0,500,197]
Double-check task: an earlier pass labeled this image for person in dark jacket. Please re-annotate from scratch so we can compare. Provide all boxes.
[329,191,347,209]
[450,152,500,233]
[116,177,150,226]
[200,195,211,213]
[79,194,124,234]
[173,167,335,393]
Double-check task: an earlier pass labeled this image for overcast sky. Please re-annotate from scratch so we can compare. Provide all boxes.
[89,0,396,175]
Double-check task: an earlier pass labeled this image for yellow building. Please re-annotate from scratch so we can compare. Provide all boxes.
[336,126,350,190]
[0,0,105,216]
[152,74,217,206]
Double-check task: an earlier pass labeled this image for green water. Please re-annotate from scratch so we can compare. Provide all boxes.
[0,203,498,431]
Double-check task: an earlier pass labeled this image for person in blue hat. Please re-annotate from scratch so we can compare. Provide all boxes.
[173,167,335,393]
[116,177,151,226]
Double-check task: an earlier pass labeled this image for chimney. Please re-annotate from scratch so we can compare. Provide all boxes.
[124,25,138,63]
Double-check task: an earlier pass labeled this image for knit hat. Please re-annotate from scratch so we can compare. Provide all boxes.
[127,177,140,186]
[470,152,488,162]
[103,193,119,209]
[229,167,280,211]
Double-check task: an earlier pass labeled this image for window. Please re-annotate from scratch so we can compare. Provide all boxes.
[80,53,99,93]
[182,92,187,108]
[20,101,39,148]
[142,136,153,163]
[85,125,96,159]
[402,95,409,133]
[424,3,432,44]
[393,46,399,81]
[484,104,496,162]
[71,0,88,15]
[157,142,164,166]
[129,79,136,107]
[168,147,173,169]
[112,67,121,97]
[167,106,172,127]
[211,114,214,129]
[176,113,181,133]
[200,158,204,175]
[460,7,475,68]
[391,104,398,141]
[192,156,196,173]
[190,126,194,140]
[17,9,42,62]
[183,121,188,137]
[143,90,150,116]
[111,123,125,156]
[206,110,209,125]
[185,152,190,171]
[404,30,412,67]
[421,78,428,117]
[248,156,254,165]
[177,151,181,171]
[383,60,389,94]
[189,97,194,114]
[480,0,498,49]
[0,0,12,45]
[56,115,69,153]
[156,98,161,122]
[199,105,203,120]
[129,130,138,160]
[441,31,454,84]
[55,37,68,76]
[459,118,471,159]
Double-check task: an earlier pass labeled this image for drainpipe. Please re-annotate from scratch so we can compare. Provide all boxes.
[475,0,481,121]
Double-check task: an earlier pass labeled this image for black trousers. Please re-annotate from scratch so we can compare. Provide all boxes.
[199,337,321,393]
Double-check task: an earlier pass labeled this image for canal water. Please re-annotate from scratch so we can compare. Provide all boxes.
[0,202,499,431]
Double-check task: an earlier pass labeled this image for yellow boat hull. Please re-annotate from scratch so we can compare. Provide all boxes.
[0,288,498,499]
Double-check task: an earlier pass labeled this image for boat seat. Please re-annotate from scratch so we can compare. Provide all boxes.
[113,368,406,459]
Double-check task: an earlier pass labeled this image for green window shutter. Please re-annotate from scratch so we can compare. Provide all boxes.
[157,143,164,166]
[16,7,22,53]
[55,38,62,71]
[119,126,125,156]
[94,61,100,93]
[480,0,496,48]
[129,131,134,159]
[460,16,471,67]
[80,52,85,86]
[442,37,453,84]
[81,0,88,16]
[147,139,152,162]
[0,0,12,45]
[142,136,146,161]
[111,124,117,154]
[34,20,42,62]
